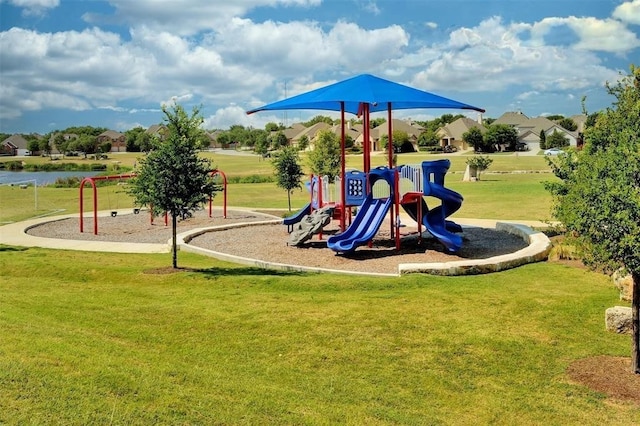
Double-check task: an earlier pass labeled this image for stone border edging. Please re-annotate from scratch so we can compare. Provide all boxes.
[177,220,398,277]
[398,222,551,275]
[178,220,552,277]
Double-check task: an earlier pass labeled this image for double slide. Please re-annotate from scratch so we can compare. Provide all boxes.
[326,193,392,253]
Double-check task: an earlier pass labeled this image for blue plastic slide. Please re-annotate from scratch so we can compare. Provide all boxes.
[419,160,464,252]
[283,202,312,232]
[327,193,392,253]
[401,199,463,235]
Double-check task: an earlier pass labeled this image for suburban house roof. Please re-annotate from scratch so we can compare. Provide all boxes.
[516,116,557,135]
[371,119,424,139]
[146,124,167,135]
[98,130,124,140]
[493,111,530,126]
[284,122,315,141]
[2,134,29,149]
[570,114,588,132]
[437,117,485,140]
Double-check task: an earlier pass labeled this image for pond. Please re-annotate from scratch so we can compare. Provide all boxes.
[0,171,102,186]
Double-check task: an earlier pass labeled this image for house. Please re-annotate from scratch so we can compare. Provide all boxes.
[370,119,424,152]
[437,117,485,151]
[492,111,579,152]
[97,130,126,152]
[146,124,168,140]
[205,130,224,149]
[516,117,579,152]
[1,134,30,156]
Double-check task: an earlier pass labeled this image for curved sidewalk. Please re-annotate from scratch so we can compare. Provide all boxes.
[0,210,169,253]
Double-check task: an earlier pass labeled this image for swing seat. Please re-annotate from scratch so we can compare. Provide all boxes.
[133,208,140,214]
[111,211,118,217]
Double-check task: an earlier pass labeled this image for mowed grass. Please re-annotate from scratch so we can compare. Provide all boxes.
[1,150,638,423]
[0,248,637,424]
[1,151,557,222]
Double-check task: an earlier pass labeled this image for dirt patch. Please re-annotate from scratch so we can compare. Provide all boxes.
[567,356,640,405]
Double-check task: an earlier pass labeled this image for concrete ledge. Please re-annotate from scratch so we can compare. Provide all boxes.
[398,222,551,276]
[179,220,551,277]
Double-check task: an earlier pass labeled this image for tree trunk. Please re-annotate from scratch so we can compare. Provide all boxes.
[172,212,178,269]
[632,271,639,374]
[287,191,292,212]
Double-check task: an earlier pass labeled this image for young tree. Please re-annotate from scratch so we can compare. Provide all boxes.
[546,65,640,374]
[272,131,289,149]
[546,130,570,148]
[307,129,340,182]
[462,127,484,151]
[297,134,309,151]
[27,138,40,155]
[380,130,409,152]
[557,117,578,131]
[539,130,547,150]
[465,155,493,180]
[418,129,439,148]
[485,124,518,152]
[127,104,219,269]
[272,147,305,211]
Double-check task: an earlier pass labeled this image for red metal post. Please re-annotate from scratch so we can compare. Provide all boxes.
[340,102,346,232]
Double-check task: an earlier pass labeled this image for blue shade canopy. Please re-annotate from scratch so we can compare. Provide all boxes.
[246,74,485,115]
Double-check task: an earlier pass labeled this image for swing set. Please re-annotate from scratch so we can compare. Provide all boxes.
[79,169,228,235]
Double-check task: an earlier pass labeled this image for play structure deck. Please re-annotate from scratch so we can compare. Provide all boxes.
[284,159,463,253]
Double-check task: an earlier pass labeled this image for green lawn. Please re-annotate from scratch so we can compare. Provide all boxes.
[0,248,637,424]
[2,150,637,424]
[1,152,557,222]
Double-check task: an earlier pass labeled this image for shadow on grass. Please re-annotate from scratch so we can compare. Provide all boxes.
[143,265,308,277]
[0,245,29,252]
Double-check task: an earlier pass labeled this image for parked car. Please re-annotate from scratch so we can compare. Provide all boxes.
[443,145,458,153]
[515,142,529,151]
[544,147,565,156]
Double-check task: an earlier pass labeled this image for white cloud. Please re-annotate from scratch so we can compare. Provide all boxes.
[213,18,409,76]
[530,16,640,53]
[3,0,58,16]
[407,17,621,96]
[613,0,640,25]
[361,0,380,15]
[204,105,263,129]
[88,0,321,36]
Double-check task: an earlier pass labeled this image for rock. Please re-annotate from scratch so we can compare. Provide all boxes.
[289,206,334,246]
[605,306,633,334]
[612,269,633,302]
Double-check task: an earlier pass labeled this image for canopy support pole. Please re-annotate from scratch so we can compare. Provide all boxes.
[340,102,346,232]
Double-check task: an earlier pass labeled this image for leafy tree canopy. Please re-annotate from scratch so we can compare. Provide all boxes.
[546,65,640,373]
[307,130,340,182]
[302,115,335,127]
[272,147,305,211]
[127,104,220,268]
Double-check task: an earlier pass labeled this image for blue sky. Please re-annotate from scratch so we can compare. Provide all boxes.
[1,0,639,134]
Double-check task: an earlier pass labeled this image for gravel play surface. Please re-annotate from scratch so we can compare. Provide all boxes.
[26,208,529,275]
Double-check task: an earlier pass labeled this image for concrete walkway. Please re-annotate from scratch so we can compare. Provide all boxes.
[0,210,169,253]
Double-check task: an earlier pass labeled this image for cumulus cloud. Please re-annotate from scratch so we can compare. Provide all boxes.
[613,0,640,25]
[3,0,58,16]
[407,16,621,96]
[529,16,640,53]
[212,18,408,76]
[85,0,321,36]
